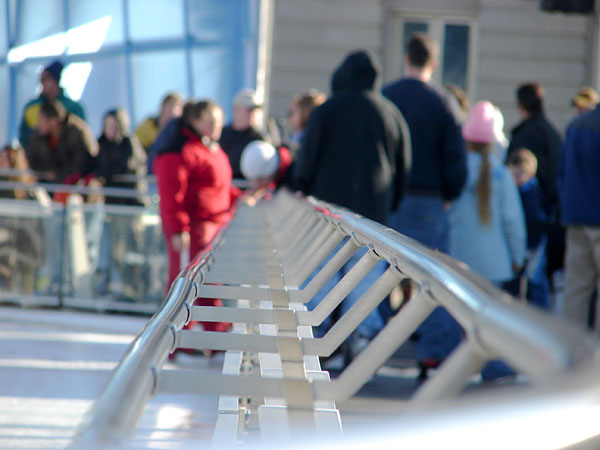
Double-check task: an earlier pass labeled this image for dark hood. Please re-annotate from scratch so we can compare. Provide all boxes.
[330,50,379,94]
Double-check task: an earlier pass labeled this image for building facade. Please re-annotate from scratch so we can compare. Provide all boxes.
[269,0,598,134]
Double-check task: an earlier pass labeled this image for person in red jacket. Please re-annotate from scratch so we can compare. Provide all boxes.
[154,99,240,334]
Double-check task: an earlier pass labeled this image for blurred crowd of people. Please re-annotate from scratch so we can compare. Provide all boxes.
[2,31,599,367]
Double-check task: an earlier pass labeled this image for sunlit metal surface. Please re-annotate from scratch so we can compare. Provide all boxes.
[71,188,600,449]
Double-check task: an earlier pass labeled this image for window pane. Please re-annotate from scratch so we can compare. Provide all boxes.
[0,4,7,55]
[15,61,44,135]
[68,0,124,48]
[78,57,128,137]
[400,22,428,74]
[192,47,236,122]
[0,67,8,143]
[131,51,187,128]
[17,0,64,46]
[442,24,469,91]
[188,0,248,42]
[403,22,429,49]
[129,0,184,41]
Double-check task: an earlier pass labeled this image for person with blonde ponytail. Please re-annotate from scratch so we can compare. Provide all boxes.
[449,101,526,288]
[449,100,527,380]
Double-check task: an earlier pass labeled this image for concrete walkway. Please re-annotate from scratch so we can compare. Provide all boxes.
[0,306,224,449]
[0,306,429,448]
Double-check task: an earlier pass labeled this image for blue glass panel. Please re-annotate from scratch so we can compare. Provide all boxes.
[188,0,248,42]
[17,0,64,46]
[78,56,128,137]
[14,61,44,133]
[0,67,8,144]
[131,51,187,128]
[0,3,7,55]
[68,0,124,47]
[129,0,184,41]
[442,24,469,91]
[191,46,236,122]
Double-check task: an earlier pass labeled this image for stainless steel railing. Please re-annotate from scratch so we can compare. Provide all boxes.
[72,188,600,448]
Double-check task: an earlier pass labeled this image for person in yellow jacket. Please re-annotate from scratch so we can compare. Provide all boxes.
[18,60,86,148]
[134,92,183,153]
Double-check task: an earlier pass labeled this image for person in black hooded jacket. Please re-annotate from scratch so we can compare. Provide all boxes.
[289,49,411,364]
[290,49,410,225]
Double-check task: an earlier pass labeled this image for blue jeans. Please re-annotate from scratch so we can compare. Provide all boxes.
[305,242,386,339]
[526,238,551,309]
[501,238,550,310]
[388,194,461,364]
[388,194,449,253]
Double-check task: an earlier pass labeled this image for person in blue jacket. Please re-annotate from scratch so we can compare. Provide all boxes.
[559,103,600,330]
[449,100,526,380]
[507,148,551,309]
[450,101,526,289]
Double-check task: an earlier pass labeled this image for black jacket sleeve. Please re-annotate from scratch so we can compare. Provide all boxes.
[289,105,328,194]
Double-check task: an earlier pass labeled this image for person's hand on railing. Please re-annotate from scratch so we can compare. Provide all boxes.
[239,187,270,207]
[171,231,190,252]
[86,177,105,204]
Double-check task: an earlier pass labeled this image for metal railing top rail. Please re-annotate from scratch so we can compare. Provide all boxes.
[71,251,214,450]
[0,167,157,184]
[71,188,600,448]
[305,195,600,376]
[0,179,150,199]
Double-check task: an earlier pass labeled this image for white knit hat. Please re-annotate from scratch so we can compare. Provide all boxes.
[240,140,279,180]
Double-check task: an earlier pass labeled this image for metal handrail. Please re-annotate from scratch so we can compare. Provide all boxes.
[0,179,149,199]
[70,252,212,450]
[165,192,600,402]
[71,188,600,448]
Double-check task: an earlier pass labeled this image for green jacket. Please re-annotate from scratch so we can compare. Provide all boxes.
[18,89,86,147]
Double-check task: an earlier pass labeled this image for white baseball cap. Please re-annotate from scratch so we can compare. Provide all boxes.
[233,88,262,109]
[240,140,279,180]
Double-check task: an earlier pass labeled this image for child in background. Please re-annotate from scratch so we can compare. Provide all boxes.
[507,148,551,309]
[449,101,526,289]
[449,100,527,380]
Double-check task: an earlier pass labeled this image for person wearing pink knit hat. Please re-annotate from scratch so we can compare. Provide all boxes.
[449,100,527,379]
[462,100,496,144]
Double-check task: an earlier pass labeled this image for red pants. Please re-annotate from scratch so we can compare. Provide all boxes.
[165,221,230,332]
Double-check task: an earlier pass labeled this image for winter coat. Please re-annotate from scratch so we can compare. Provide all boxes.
[449,152,526,283]
[559,105,600,226]
[146,118,187,174]
[135,117,160,152]
[219,126,266,179]
[382,78,467,202]
[26,113,98,183]
[518,178,548,249]
[506,112,562,211]
[154,127,240,236]
[19,89,86,148]
[80,135,144,205]
[290,50,410,224]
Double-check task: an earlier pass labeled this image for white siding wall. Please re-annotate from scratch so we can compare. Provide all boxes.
[269,0,383,119]
[477,0,594,134]
[269,0,596,133]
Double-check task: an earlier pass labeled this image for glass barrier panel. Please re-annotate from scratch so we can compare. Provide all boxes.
[0,198,62,306]
[62,196,166,314]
